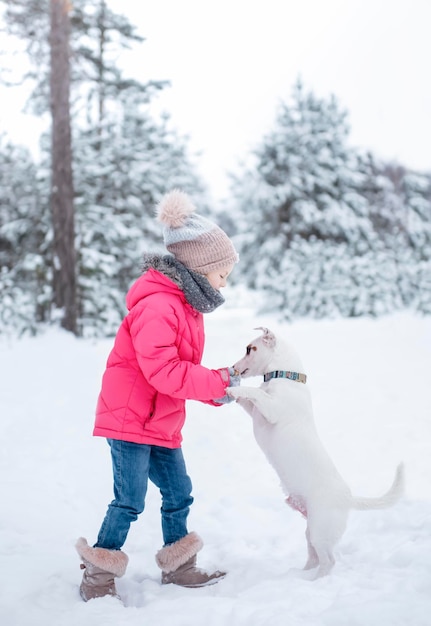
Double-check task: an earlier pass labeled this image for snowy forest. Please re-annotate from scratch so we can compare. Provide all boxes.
[0,0,430,337]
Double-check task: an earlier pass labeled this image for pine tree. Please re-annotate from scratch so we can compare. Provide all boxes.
[73,91,207,336]
[0,136,50,334]
[401,170,431,313]
[0,0,207,336]
[0,0,164,117]
[231,80,383,319]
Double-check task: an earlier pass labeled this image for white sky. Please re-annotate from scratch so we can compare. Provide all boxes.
[108,0,431,199]
[2,0,431,200]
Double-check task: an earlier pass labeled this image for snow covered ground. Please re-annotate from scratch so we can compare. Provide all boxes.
[1,302,430,626]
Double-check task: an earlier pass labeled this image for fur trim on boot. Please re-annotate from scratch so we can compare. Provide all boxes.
[155,531,203,573]
[76,538,128,576]
[155,532,226,588]
[75,538,128,602]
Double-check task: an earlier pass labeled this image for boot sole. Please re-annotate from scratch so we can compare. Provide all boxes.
[163,573,226,588]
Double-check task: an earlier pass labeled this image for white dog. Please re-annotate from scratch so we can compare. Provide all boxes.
[228,327,404,578]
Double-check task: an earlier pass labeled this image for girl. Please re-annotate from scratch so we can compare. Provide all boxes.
[76,189,240,602]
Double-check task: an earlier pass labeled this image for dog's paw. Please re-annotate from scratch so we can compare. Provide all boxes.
[287,567,317,582]
[226,386,241,399]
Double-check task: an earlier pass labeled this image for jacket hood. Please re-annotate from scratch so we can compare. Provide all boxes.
[126,254,184,311]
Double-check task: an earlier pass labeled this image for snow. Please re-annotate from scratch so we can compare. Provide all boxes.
[1,304,431,625]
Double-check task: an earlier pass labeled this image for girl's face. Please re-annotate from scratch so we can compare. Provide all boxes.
[205,264,235,291]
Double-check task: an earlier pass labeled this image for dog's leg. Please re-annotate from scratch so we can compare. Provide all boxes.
[305,531,335,578]
[235,397,257,417]
[227,387,279,424]
[306,507,346,578]
[313,548,335,579]
[304,525,319,571]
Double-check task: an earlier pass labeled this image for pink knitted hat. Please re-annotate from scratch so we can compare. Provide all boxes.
[156,189,239,274]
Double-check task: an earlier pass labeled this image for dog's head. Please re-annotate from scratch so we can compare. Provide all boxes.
[233,327,277,378]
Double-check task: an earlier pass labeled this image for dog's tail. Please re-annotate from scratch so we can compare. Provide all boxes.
[351,463,405,510]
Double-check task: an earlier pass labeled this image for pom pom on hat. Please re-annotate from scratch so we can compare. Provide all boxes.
[157,189,196,229]
[156,189,239,274]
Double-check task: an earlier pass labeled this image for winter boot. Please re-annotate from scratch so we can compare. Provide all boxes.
[156,531,225,588]
[75,537,128,602]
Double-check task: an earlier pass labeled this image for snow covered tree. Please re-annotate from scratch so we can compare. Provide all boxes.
[356,154,431,314]
[401,170,431,313]
[0,0,207,336]
[230,80,386,319]
[73,91,207,337]
[0,0,163,117]
[0,137,51,335]
[230,76,431,320]
[1,0,78,331]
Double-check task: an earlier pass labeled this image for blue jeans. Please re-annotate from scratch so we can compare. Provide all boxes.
[94,439,193,550]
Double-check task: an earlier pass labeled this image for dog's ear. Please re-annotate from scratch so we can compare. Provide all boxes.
[254,327,276,348]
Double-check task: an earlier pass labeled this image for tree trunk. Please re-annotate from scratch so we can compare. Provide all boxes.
[49,0,77,334]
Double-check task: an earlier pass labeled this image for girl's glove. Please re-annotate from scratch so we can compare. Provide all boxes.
[213,367,241,404]
[228,367,241,387]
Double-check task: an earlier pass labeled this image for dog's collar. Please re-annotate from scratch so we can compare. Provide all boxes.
[263,370,307,384]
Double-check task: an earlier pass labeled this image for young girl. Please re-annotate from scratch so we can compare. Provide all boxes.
[76,189,240,602]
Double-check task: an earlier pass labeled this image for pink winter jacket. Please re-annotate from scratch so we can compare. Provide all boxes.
[93,267,229,448]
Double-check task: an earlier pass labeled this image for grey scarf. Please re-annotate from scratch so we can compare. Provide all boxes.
[142,254,225,313]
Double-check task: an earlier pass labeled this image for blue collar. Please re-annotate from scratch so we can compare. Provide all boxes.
[263,370,307,384]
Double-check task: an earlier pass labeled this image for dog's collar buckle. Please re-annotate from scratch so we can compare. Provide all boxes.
[263,370,307,384]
